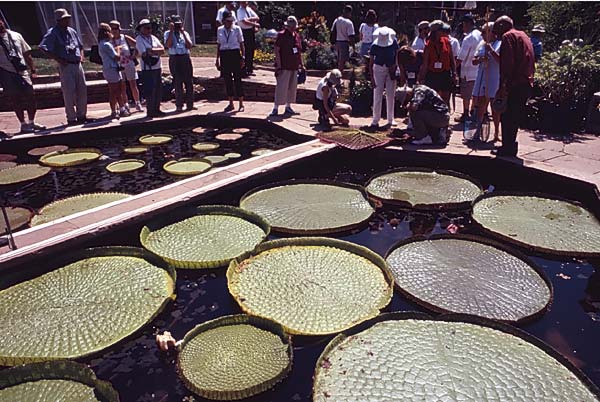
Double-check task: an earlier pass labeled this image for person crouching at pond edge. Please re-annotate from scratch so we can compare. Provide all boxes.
[369,26,399,128]
[314,69,351,129]
[135,18,164,118]
[397,84,450,145]
[216,10,245,112]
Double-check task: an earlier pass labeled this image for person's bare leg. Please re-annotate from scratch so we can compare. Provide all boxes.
[239,96,244,110]
[116,81,126,109]
[491,100,501,141]
[108,85,117,114]
[128,79,140,103]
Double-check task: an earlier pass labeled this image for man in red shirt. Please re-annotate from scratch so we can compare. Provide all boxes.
[270,15,305,116]
[492,16,535,157]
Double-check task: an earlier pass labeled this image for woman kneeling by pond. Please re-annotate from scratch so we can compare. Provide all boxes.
[314,69,351,128]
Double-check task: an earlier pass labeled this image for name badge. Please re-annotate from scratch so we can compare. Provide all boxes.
[292,47,298,54]
[407,72,416,79]
[434,62,443,69]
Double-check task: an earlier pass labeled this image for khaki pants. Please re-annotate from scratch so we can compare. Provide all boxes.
[410,109,450,139]
[58,63,87,121]
[274,69,297,106]
[371,64,396,125]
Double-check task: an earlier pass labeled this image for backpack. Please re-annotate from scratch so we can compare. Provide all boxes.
[89,45,102,65]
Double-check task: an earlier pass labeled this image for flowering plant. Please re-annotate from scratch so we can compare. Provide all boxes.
[298,11,330,44]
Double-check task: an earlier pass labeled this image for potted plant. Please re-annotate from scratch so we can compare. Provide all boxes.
[535,45,600,134]
[348,67,373,116]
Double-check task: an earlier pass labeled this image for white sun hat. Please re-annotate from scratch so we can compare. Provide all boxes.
[372,26,396,47]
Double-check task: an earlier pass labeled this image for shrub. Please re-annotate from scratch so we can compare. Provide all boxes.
[257,2,294,30]
[305,45,336,70]
[536,45,600,106]
[254,49,275,64]
[298,11,330,44]
[255,28,274,52]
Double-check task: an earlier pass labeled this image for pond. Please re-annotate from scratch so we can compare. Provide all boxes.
[2,148,599,402]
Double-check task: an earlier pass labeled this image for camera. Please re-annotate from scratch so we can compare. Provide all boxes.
[9,56,27,72]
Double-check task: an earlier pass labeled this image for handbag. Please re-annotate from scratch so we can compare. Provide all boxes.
[297,68,306,85]
[89,45,102,65]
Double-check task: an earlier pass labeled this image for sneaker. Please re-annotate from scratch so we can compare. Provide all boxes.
[120,108,131,117]
[387,120,398,127]
[186,105,197,111]
[135,103,144,112]
[268,109,279,117]
[411,135,433,145]
[19,123,34,134]
[67,120,78,126]
[284,107,299,115]
[454,113,467,123]
[224,104,235,112]
[31,122,47,131]
[111,111,119,120]
[176,106,184,112]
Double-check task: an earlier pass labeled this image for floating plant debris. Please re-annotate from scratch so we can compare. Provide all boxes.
[386,236,552,322]
[141,205,269,269]
[366,168,483,209]
[177,314,291,400]
[139,134,173,145]
[106,159,145,174]
[0,164,51,185]
[0,360,119,402]
[31,193,129,226]
[239,181,375,234]
[163,158,212,176]
[472,193,600,257]
[313,315,600,402]
[27,145,69,157]
[39,148,102,167]
[192,142,220,152]
[0,247,175,365]
[227,237,393,335]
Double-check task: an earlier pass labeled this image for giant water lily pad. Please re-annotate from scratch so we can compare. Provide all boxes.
[31,193,129,226]
[215,133,242,141]
[386,235,552,322]
[251,148,274,157]
[0,247,175,365]
[0,164,51,186]
[313,313,600,402]
[204,155,229,165]
[316,128,392,150]
[227,237,393,335]
[366,168,483,209]
[472,193,600,257]
[106,159,145,174]
[0,206,34,234]
[192,142,220,152]
[122,146,149,155]
[163,158,212,176]
[27,145,69,157]
[0,161,17,171]
[39,148,102,167]
[139,134,172,145]
[0,154,17,162]
[141,205,270,269]
[192,127,217,135]
[177,314,291,400]
[240,181,375,234]
[0,360,119,402]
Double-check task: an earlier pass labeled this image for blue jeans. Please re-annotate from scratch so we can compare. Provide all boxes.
[140,69,162,116]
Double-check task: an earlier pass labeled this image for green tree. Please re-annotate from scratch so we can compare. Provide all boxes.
[257,2,295,30]
[527,2,600,52]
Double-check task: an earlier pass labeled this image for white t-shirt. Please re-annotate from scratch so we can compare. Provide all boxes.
[236,6,257,30]
[458,28,482,81]
[0,30,31,77]
[359,23,378,44]
[216,6,237,24]
[449,35,460,58]
[164,30,192,55]
[316,77,338,101]
[332,17,355,42]
[411,36,426,52]
[135,34,162,70]
[217,25,244,50]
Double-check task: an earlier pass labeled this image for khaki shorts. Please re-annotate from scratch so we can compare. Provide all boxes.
[460,79,475,100]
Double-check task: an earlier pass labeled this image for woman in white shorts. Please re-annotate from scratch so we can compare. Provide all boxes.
[98,23,129,118]
[109,20,143,112]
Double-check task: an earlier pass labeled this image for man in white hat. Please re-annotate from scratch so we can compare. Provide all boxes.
[369,26,399,128]
[39,8,88,125]
[530,24,545,62]
[314,68,351,127]
[411,21,430,53]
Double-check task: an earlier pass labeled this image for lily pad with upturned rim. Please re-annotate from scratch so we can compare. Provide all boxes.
[215,133,243,141]
[224,152,241,159]
[251,148,275,157]
[0,161,17,170]
[313,312,600,402]
[231,128,251,134]
[122,146,149,155]
[177,314,292,400]
[141,205,270,269]
[27,145,69,157]
[385,234,553,322]
[0,164,51,186]
[0,206,34,234]
[0,360,119,402]
[163,158,212,176]
[192,142,220,152]
[227,237,393,335]
[204,155,229,165]
[139,134,173,145]
[316,128,392,150]
[192,127,218,135]
[106,159,145,174]
[31,193,130,226]
[0,246,175,366]
[239,180,375,235]
[365,168,483,210]
[0,154,17,162]
[472,192,600,257]
[39,148,102,167]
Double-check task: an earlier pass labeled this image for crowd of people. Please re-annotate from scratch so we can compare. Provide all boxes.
[1,3,538,157]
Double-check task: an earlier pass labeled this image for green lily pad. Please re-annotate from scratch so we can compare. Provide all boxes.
[0,206,34,234]
[192,142,220,152]
[163,158,212,176]
[106,159,145,174]
[39,148,102,167]
[31,193,130,226]
[139,134,173,145]
[0,164,51,185]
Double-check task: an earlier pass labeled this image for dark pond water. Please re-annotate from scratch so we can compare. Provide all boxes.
[4,126,297,210]
[2,149,600,401]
